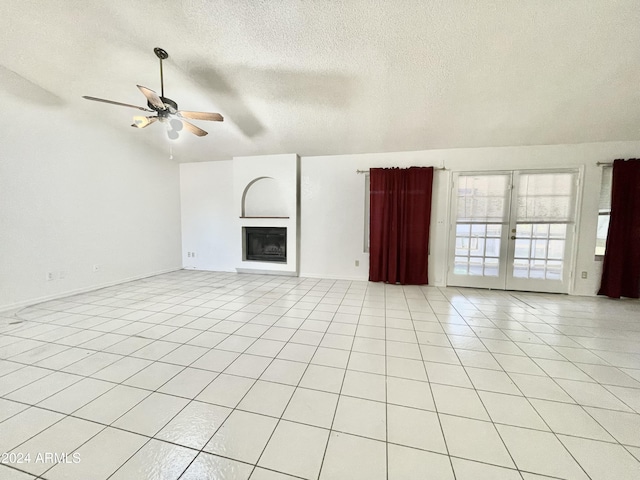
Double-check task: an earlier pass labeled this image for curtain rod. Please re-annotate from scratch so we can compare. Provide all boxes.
[356,167,446,174]
[596,162,613,166]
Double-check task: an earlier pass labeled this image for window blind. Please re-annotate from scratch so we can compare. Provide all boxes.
[599,166,613,213]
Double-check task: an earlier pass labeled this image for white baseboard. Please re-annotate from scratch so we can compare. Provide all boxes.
[0,267,182,314]
[183,266,236,273]
[235,268,298,277]
[300,273,446,286]
[300,273,369,282]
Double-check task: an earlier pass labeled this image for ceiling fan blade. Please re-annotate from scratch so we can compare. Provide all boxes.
[182,119,208,137]
[137,85,165,110]
[131,116,159,129]
[82,96,153,112]
[178,110,224,122]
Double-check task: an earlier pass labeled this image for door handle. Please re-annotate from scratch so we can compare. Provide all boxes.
[510,236,517,240]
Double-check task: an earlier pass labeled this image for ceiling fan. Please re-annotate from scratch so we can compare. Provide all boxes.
[83,47,223,138]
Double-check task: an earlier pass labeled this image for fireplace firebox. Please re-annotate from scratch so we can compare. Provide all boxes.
[244,227,287,263]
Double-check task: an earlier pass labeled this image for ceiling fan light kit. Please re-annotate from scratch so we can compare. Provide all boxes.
[82,47,223,138]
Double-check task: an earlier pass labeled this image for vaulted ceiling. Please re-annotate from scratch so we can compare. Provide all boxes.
[2,0,639,162]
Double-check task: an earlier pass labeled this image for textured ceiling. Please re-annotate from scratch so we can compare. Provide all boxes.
[2,0,639,162]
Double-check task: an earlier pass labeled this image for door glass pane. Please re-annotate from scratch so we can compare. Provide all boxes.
[530,260,546,279]
[511,172,576,281]
[546,261,563,280]
[454,257,469,274]
[486,224,501,237]
[469,257,484,275]
[514,239,531,258]
[532,239,547,259]
[456,224,471,236]
[454,174,509,279]
[470,238,485,257]
[516,223,532,237]
[549,224,566,238]
[485,238,501,257]
[484,258,499,277]
[457,175,509,222]
[517,173,576,223]
[533,224,549,237]
[547,240,565,260]
[513,259,529,278]
[455,237,470,256]
[471,224,486,236]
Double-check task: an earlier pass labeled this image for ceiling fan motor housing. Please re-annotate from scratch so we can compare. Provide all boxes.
[150,97,178,116]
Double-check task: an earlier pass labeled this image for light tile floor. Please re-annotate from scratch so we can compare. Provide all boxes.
[1,270,640,479]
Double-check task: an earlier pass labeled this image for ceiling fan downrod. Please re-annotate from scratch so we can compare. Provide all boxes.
[154,47,169,99]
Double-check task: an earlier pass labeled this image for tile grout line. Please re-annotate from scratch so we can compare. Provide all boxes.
[1,273,639,479]
[445,296,595,480]
[6,275,325,479]
[455,290,640,457]
[314,280,366,480]
[173,276,338,480]
[405,285,459,480]
[175,278,350,479]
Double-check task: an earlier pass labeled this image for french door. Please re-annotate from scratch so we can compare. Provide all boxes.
[447,170,578,293]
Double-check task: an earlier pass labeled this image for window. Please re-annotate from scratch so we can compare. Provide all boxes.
[595,166,612,256]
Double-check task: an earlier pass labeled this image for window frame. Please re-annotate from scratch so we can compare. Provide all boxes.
[595,166,612,257]
[364,173,370,253]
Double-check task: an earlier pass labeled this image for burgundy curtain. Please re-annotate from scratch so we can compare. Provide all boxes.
[369,167,433,285]
[598,158,640,298]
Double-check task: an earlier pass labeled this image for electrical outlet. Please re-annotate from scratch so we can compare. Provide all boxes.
[92,264,99,272]
[355,260,360,267]
[46,272,54,281]
[581,271,588,279]
[192,252,196,258]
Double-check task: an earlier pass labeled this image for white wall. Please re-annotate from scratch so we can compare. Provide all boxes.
[179,141,640,296]
[243,177,288,217]
[180,154,300,275]
[299,141,640,295]
[180,160,237,272]
[0,101,182,311]
[300,150,448,283]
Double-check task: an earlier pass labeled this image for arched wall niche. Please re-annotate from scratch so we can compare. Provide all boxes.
[241,176,289,217]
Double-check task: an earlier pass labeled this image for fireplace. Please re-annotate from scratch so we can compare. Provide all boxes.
[244,227,287,263]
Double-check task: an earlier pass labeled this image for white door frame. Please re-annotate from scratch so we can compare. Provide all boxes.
[446,168,581,294]
[446,171,512,290]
